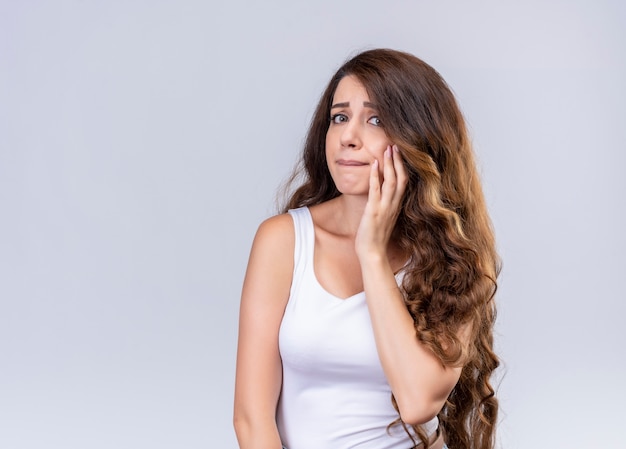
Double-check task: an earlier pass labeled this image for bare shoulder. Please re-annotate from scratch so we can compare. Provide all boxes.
[242,213,295,307]
[256,212,294,236]
[253,213,295,258]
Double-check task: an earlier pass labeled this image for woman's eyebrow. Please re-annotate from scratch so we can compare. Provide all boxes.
[331,102,349,109]
[330,101,379,109]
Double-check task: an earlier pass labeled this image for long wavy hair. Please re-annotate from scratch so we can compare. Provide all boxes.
[281,49,500,449]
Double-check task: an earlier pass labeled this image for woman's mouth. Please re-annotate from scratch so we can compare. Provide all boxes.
[337,159,369,166]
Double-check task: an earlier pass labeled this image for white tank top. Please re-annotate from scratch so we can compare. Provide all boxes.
[277,207,438,449]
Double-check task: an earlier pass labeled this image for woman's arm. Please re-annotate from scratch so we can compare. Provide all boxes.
[233,214,294,449]
[356,147,464,426]
[360,256,463,426]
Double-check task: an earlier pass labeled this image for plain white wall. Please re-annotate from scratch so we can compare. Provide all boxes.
[1,1,624,448]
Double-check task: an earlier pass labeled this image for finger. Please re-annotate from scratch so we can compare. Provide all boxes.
[368,159,381,204]
[381,146,397,205]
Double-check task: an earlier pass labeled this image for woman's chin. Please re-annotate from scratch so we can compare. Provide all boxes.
[335,185,369,197]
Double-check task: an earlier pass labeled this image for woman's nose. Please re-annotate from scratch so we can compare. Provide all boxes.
[340,120,362,149]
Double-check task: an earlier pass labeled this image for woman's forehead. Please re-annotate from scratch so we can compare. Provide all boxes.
[331,75,371,104]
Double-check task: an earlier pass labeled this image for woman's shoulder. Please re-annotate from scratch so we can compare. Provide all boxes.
[253,212,295,253]
[245,213,296,290]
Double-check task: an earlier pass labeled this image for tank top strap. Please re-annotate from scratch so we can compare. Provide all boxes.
[287,207,315,285]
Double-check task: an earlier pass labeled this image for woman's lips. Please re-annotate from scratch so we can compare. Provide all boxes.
[337,159,369,166]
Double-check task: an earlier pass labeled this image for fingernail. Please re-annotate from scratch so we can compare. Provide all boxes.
[393,145,399,152]
[385,147,391,157]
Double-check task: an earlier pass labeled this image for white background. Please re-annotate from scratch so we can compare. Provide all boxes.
[1,1,624,448]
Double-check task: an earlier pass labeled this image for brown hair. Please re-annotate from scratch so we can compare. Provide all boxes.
[283,48,500,449]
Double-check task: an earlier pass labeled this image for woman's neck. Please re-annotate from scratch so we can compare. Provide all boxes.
[326,194,368,238]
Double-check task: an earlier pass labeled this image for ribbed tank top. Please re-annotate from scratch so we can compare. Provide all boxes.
[277,207,438,449]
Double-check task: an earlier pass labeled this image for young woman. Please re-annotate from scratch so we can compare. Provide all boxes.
[234,49,499,449]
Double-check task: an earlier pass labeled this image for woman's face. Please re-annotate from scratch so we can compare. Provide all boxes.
[325,75,392,196]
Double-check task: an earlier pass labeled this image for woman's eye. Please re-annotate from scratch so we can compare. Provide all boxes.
[368,116,382,126]
[330,114,347,124]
